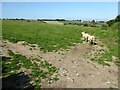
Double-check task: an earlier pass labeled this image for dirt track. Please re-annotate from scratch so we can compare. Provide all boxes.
[2,40,118,88]
[44,21,64,25]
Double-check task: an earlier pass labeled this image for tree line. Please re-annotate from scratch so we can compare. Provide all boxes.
[106,15,120,26]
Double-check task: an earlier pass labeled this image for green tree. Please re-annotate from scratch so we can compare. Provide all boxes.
[91,20,96,27]
[106,19,115,26]
[106,15,120,26]
[115,15,120,22]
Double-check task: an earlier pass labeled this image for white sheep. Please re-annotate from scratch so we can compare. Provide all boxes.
[91,36,96,44]
[81,32,85,40]
[88,35,96,45]
[81,32,96,45]
[81,32,89,42]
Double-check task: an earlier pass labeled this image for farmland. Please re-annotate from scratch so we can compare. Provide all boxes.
[2,20,119,62]
[2,20,118,54]
[1,19,119,88]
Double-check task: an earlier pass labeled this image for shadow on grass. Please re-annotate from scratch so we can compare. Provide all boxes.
[2,72,34,90]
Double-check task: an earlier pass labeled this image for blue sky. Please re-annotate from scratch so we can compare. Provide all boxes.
[2,2,118,21]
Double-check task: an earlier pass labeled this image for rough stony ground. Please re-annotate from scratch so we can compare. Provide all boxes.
[2,40,118,88]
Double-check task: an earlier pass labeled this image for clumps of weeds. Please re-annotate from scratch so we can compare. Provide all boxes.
[31,59,59,86]
[92,49,95,51]
[1,44,6,47]
[66,48,70,51]
[8,50,14,56]
[48,48,52,52]
[31,45,36,47]
[33,48,36,50]
[85,52,88,55]
[99,49,104,52]
[97,52,101,55]
[40,47,44,51]
[109,87,114,90]
[100,44,105,47]
[115,60,120,67]
[39,56,42,59]
[2,50,60,89]
[29,48,33,51]
[3,41,7,43]
[22,43,26,45]
[87,43,115,66]
[97,59,105,65]
[94,56,98,59]
[9,37,19,43]
[96,57,110,66]
[43,50,47,53]
[104,63,110,66]
[60,48,64,51]
[90,58,95,61]
[54,49,58,53]
[2,50,21,76]
[21,41,28,46]
[59,59,61,61]
[33,58,40,62]
[58,51,61,54]
[61,53,64,55]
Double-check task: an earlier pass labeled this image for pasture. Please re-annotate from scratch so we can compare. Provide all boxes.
[2,19,119,88]
[2,20,119,62]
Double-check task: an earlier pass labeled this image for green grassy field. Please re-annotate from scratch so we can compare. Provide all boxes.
[2,20,119,66]
[2,19,119,89]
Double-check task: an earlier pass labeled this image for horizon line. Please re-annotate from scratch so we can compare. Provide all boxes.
[2,18,114,21]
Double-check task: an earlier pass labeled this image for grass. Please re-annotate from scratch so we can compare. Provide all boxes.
[2,20,106,52]
[61,20,105,27]
[2,20,119,66]
[2,50,59,89]
[2,20,83,52]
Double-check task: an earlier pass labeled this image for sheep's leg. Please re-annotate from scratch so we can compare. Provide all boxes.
[86,37,89,42]
[91,41,94,45]
[91,39,96,45]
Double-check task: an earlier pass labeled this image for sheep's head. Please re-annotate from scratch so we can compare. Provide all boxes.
[81,32,85,35]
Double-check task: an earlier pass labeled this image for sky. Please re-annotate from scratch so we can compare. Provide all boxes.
[118,1,120,15]
[2,0,120,2]
[2,2,119,21]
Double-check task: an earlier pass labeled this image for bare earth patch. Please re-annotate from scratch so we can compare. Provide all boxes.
[44,21,64,25]
[2,40,118,88]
